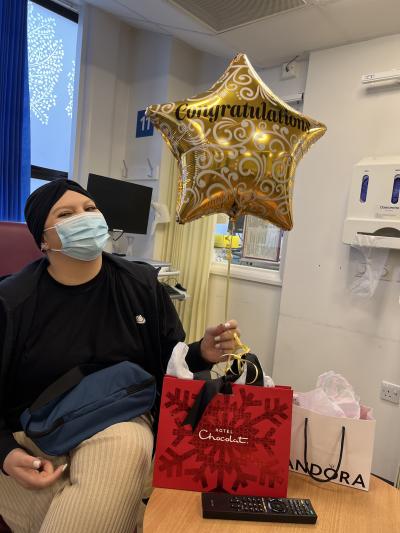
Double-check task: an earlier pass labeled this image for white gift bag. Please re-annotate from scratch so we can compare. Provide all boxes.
[290,404,376,491]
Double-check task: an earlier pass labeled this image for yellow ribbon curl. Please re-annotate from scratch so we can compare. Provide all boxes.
[220,333,259,385]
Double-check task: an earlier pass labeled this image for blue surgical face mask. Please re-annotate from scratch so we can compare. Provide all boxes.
[44,212,110,261]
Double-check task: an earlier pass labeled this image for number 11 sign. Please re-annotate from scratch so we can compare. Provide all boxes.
[136,109,154,138]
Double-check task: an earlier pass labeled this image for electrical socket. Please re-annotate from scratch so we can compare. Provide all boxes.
[380,381,400,404]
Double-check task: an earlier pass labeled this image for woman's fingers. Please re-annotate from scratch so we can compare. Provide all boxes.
[215,329,241,343]
[16,462,67,489]
[201,319,242,363]
[214,329,241,351]
[14,450,42,469]
[4,449,68,490]
[40,458,56,474]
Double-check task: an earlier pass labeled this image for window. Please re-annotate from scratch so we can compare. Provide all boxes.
[214,215,283,270]
[27,0,79,192]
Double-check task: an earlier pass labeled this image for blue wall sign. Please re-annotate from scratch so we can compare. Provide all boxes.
[136,109,154,138]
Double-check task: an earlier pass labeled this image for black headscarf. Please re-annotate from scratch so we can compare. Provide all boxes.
[24,179,95,248]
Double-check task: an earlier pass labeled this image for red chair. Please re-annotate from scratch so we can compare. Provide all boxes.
[0,221,42,277]
[0,222,42,532]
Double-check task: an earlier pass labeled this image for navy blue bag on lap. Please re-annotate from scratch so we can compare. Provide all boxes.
[20,361,156,456]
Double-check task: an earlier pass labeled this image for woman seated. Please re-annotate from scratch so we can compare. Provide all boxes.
[0,179,239,533]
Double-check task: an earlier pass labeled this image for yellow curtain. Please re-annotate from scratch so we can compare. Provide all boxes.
[154,152,216,343]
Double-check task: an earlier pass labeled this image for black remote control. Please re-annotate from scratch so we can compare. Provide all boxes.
[202,493,317,524]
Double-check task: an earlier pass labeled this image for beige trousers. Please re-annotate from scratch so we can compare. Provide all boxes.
[0,416,153,533]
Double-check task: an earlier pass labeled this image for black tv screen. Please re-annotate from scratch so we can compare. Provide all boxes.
[87,174,152,235]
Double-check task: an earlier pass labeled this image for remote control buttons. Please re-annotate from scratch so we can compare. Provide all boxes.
[269,499,287,513]
[286,499,313,515]
[229,496,265,513]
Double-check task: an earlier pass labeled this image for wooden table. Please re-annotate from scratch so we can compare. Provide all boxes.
[144,473,400,532]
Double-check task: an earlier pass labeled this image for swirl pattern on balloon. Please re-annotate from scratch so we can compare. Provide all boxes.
[146,53,326,230]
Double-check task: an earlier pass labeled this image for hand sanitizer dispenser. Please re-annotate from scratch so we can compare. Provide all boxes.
[343,156,400,249]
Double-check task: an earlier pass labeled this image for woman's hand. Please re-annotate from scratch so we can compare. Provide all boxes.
[200,319,240,364]
[3,448,67,490]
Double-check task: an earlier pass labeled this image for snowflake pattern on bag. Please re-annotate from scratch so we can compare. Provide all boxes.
[155,380,292,495]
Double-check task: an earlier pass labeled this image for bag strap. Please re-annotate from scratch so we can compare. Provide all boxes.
[303,416,346,483]
[30,364,104,411]
[183,376,234,431]
[193,370,212,380]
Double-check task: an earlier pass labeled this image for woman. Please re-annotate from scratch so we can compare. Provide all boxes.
[0,179,239,533]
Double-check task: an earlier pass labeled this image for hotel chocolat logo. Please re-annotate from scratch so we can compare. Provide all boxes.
[198,427,248,445]
[175,103,311,132]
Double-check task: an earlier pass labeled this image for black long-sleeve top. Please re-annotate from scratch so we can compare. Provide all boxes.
[0,253,209,468]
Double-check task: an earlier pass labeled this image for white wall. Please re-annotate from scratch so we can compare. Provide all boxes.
[123,29,173,258]
[273,34,400,482]
[206,275,282,375]
[125,30,171,178]
[125,35,202,257]
[73,7,184,259]
[73,4,133,185]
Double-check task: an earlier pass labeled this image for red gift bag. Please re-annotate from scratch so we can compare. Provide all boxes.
[153,375,293,497]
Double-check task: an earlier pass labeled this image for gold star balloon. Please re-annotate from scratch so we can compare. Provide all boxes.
[146,53,326,230]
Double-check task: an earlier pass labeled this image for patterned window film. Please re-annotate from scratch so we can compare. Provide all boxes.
[28,0,78,192]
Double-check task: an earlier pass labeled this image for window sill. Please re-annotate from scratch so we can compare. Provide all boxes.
[210,262,283,286]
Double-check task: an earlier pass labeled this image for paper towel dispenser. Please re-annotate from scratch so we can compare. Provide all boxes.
[343,156,400,249]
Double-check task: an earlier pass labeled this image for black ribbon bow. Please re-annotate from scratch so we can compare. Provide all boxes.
[183,353,264,431]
